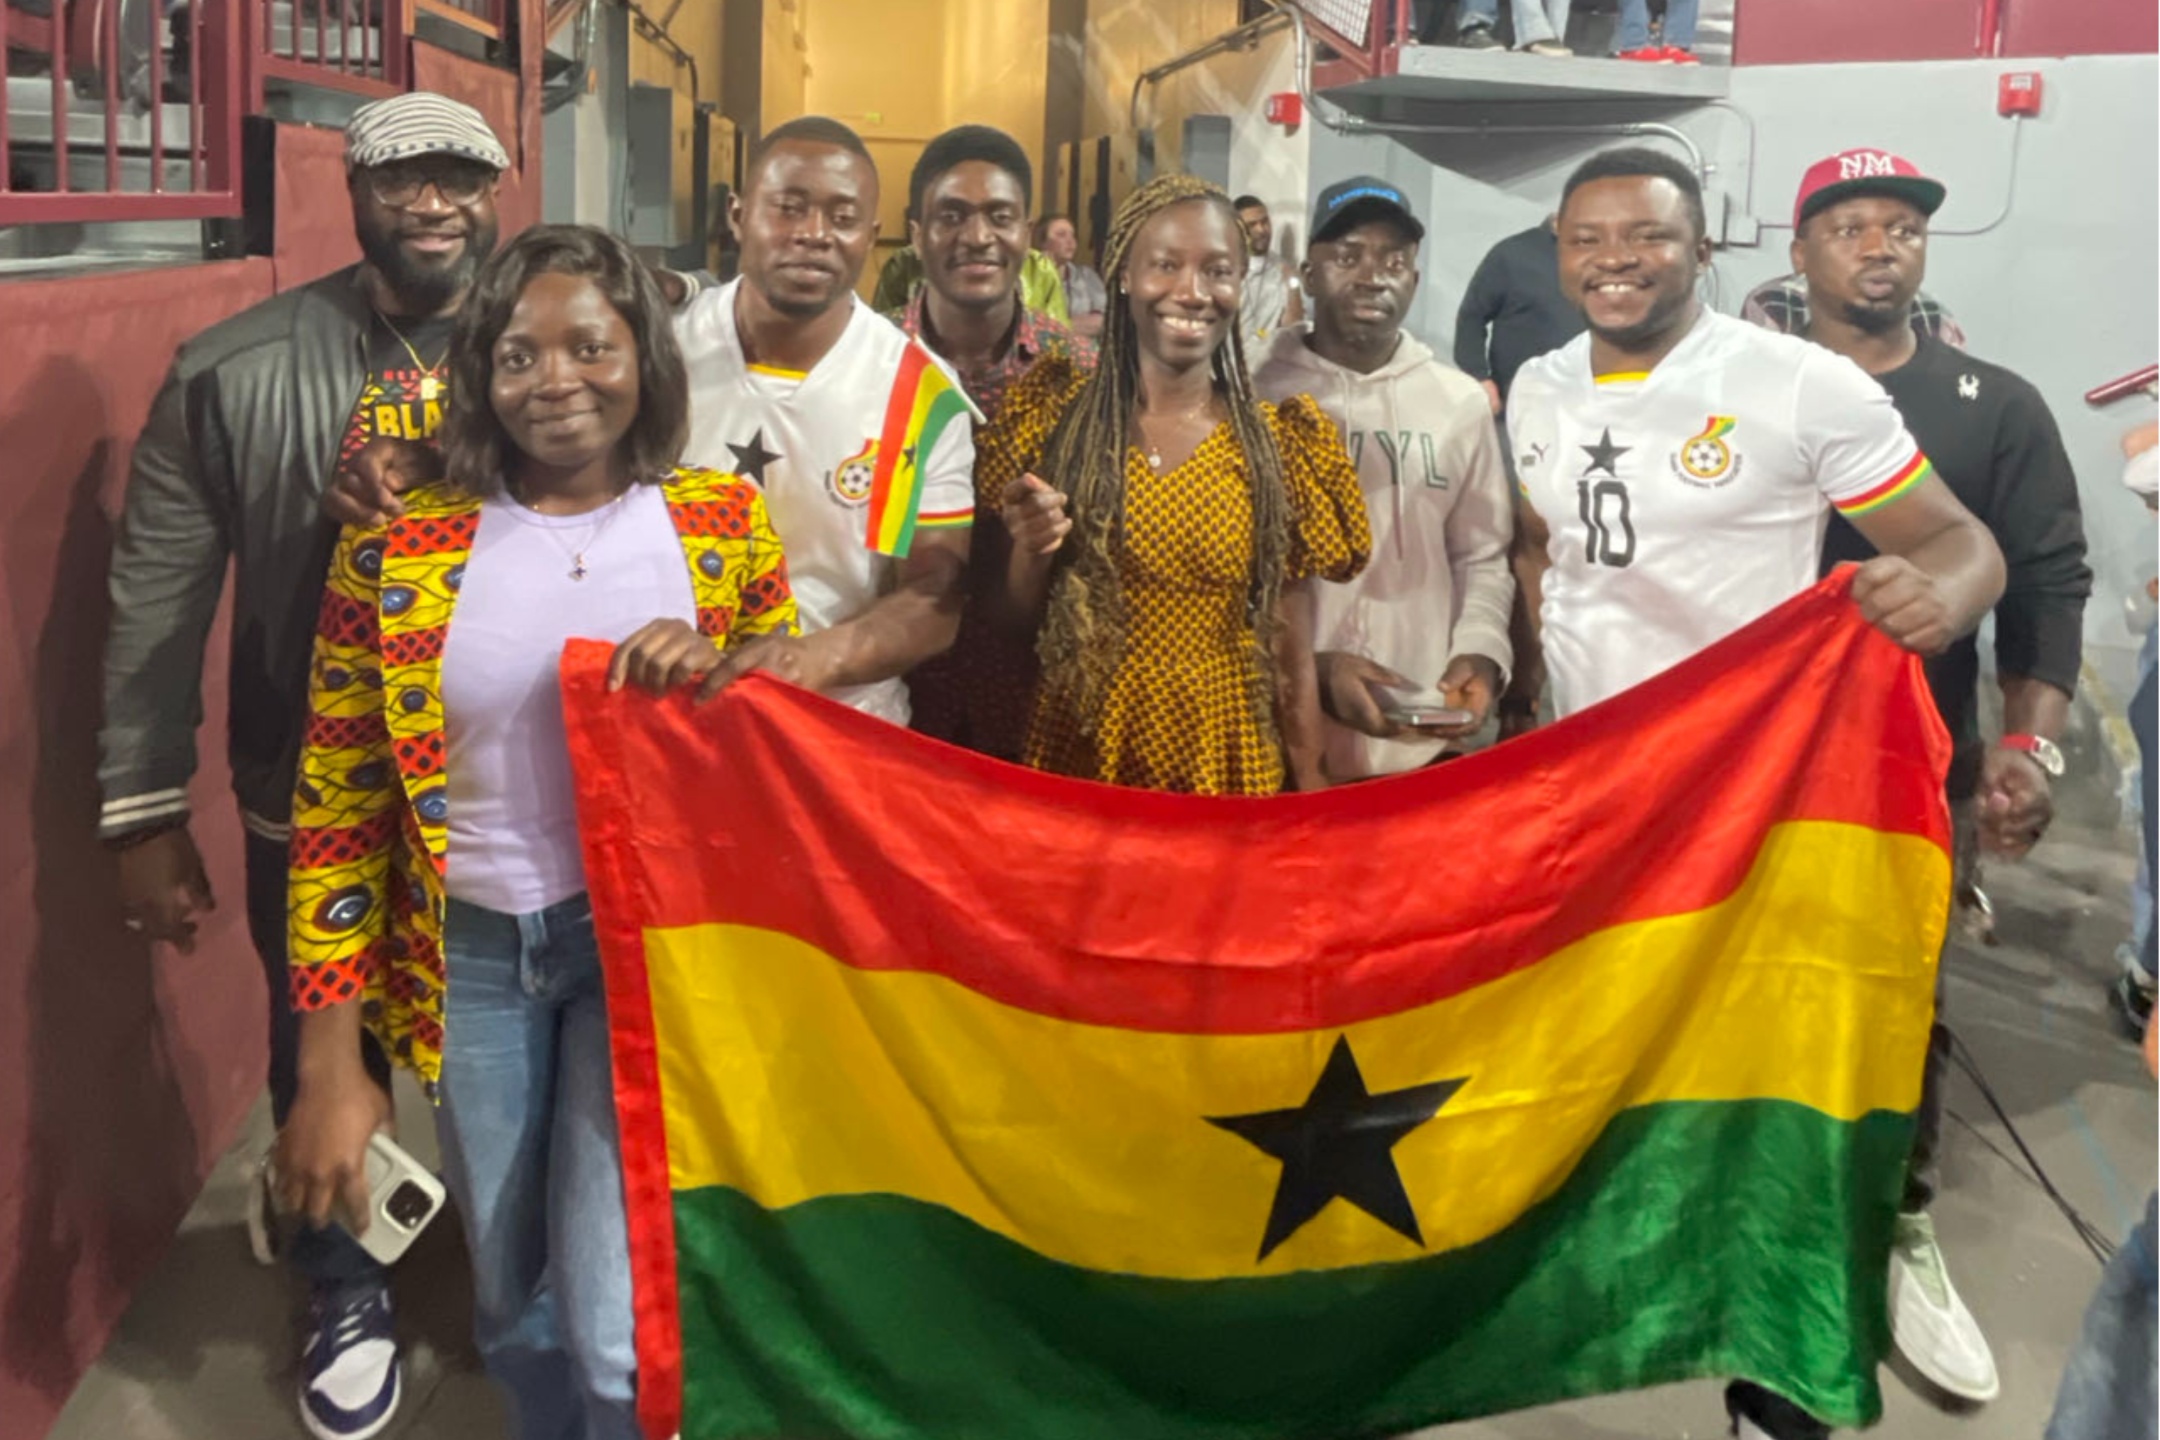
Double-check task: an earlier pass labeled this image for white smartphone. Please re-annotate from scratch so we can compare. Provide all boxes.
[341,1131,448,1266]
[1369,681,1475,730]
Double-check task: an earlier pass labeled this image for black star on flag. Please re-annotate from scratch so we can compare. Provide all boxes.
[1207,1036,1467,1262]
[1580,428,1630,477]
[728,428,782,486]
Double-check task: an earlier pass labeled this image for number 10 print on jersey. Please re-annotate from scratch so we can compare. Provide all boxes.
[1576,427,1634,567]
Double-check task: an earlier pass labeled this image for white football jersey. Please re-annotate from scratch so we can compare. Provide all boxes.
[678,280,976,725]
[1507,310,1930,718]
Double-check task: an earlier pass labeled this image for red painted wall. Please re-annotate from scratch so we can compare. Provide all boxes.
[0,42,545,1423]
[0,260,277,1440]
[2001,0,2159,57]
[1735,0,2157,64]
[276,120,365,284]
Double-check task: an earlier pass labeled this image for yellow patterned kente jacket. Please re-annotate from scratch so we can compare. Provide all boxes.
[286,467,796,1087]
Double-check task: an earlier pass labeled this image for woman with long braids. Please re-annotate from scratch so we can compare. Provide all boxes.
[976,173,1370,794]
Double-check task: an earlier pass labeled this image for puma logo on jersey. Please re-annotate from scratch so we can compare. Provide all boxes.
[1958,374,1980,401]
[1672,415,1741,487]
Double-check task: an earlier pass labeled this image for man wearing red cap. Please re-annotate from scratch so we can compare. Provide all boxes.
[1791,146,2092,1411]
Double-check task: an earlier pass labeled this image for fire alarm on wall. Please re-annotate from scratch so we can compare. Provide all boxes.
[1265,92,1303,129]
[1998,71,2043,117]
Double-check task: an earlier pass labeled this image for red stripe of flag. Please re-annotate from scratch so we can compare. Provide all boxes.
[561,572,1950,1040]
[864,343,932,545]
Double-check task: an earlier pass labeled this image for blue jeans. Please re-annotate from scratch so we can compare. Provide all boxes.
[244,832,389,1294]
[1616,0,1698,49]
[1458,0,1572,44]
[2047,1192,2158,1440]
[435,893,640,1440]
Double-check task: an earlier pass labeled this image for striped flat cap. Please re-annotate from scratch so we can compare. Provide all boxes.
[345,91,509,172]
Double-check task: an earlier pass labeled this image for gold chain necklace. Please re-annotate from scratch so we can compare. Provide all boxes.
[1136,400,1220,471]
[510,483,634,583]
[375,310,449,402]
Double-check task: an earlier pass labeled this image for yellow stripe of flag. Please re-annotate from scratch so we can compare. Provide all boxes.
[647,820,1944,1280]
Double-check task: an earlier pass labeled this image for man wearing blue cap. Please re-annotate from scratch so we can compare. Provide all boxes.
[1254,176,1515,781]
[98,90,508,1440]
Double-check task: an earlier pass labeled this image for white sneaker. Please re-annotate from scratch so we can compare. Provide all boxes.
[1733,1416,1776,1440]
[1889,1211,2000,1401]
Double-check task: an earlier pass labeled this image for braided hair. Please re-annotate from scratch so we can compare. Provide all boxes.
[1035,172,1296,739]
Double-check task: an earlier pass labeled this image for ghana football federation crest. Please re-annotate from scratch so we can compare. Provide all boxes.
[826,438,878,507]
[1672,415,1740,487]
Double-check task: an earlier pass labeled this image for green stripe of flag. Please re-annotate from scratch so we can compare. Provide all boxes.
[671,1100,1910,1440]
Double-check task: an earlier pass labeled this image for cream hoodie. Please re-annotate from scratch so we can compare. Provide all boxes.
[1255,324,1515,780]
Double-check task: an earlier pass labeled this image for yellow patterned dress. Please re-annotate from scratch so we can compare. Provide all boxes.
[977,357,1370,796]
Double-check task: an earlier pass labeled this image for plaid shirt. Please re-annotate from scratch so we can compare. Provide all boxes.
[1741,274,1967,349]
[892,293,1097,421]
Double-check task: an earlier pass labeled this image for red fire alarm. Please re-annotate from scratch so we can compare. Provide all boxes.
[1265,91,1303,129]
[1998,71,2043,117]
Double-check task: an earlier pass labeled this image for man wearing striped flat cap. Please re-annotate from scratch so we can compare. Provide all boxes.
[98,89,507,1440]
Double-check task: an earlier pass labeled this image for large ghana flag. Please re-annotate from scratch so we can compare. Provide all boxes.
[563,573,1951,1440]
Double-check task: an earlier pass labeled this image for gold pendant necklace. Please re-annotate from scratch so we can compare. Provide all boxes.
[376,309,449,402]
[1138,400,1220,471]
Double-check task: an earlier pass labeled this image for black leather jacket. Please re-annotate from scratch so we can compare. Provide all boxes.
[98,265,376,840]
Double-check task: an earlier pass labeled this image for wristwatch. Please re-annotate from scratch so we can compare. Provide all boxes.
[1999,733,2065,777]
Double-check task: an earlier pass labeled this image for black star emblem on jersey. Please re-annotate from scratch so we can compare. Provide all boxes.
[1207,1036,1467,1262]
[1580,428,1630,477]
[728,427,782,486]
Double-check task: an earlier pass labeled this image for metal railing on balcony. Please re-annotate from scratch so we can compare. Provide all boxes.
[1,0,243,222]
[3,0,518,231]
[247,0,402,103]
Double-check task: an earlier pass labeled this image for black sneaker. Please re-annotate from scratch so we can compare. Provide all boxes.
[2111,961,2154,1040]
[1457,23,1502,48]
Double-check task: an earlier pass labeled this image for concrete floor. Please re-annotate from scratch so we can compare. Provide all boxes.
[43,822,2158,1440]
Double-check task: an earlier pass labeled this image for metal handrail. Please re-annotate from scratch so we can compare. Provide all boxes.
[2087,366,2160,407]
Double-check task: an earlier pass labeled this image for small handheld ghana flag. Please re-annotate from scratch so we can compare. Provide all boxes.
[864,339,978,558]
[563,572,1950,1440]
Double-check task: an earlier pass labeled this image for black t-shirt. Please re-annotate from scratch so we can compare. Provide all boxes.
[341,311,457,472]
[1452,225,1585,400]
[1820,335,2092,798]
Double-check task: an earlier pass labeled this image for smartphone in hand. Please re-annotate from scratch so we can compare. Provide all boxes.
[1369,681,1476,730]
[341,1131,448,1266]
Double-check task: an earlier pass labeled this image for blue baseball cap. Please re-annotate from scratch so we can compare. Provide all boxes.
[1310,175,1424,244]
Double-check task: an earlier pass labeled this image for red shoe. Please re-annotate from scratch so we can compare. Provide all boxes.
[1661,45,1701,63]
[1614,45,1672,61]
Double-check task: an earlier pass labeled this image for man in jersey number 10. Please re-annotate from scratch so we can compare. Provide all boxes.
[1500,147,2004,1440]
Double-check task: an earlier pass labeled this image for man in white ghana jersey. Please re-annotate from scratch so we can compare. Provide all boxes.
[1504,146,2002,727]
[1501,147,2005,1440]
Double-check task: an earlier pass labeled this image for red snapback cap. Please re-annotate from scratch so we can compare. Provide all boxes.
[1791,148,1947,230]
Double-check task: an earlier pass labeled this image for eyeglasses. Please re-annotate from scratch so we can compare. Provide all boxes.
[364,164,496,209]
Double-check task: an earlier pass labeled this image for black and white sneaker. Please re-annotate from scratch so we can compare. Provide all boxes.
[299,1283,402,1440]
[1456,23,1502,48]
[2111,951,2155,1039]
